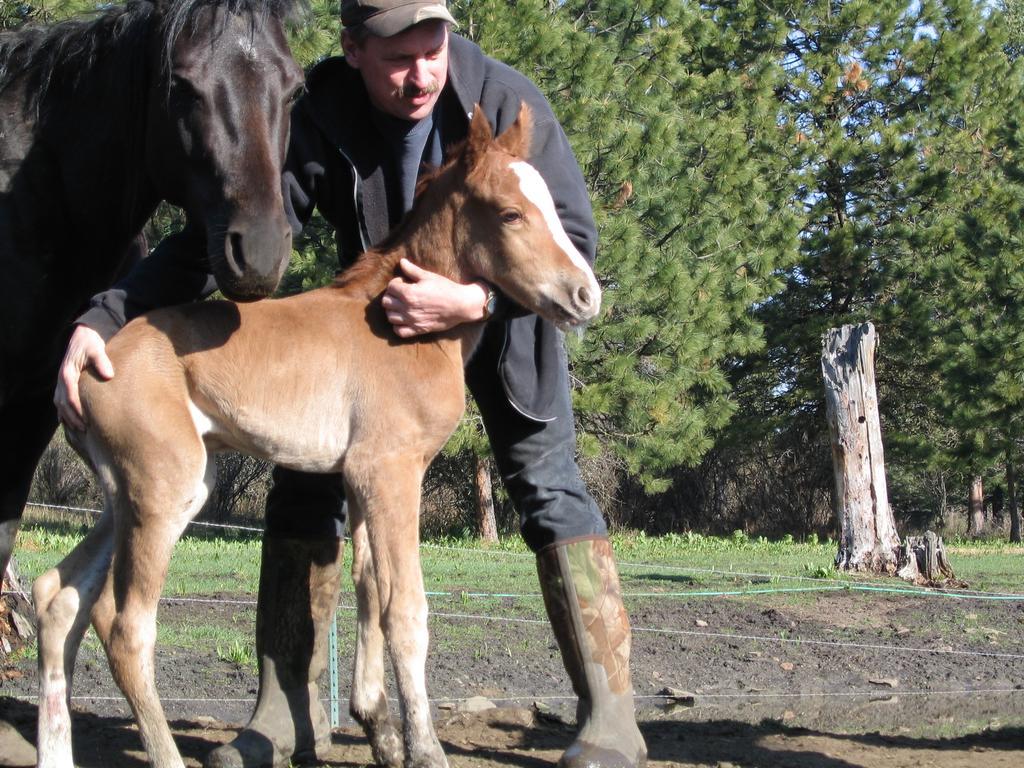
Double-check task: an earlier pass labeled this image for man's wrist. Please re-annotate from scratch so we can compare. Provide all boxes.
[477,281,497,320]
[75,310,120,343]
[72,324,102,343]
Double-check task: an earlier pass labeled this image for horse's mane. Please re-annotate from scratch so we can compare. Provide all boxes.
[0,0,304,112]
[0,3,150,109]
[159,0,305,78]
[331,144,470,295]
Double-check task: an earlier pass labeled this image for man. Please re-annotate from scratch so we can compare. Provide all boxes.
[55,3,647,767]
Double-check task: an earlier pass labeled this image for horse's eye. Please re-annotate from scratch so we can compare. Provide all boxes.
[286,85,305,107]
[500,209,523,225]
[169,75,201,106]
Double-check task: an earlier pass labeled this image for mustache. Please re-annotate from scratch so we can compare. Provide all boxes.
[395,80,441,99]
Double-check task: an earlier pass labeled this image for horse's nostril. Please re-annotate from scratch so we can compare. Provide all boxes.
[227,231,246,275]
[575,285,592,309]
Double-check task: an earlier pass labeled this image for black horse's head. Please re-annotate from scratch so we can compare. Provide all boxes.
[146,0,303,301]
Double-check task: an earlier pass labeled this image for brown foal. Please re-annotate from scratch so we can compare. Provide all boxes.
[32,104,600,768]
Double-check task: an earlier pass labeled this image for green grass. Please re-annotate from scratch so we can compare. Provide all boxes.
[943,542,1024,593]
[158,619,251,654]
[15,522,1021,666]
[164,537,263,595]
[15,523,1023,600]
[11,520,1024,738]
[215,637,258,670]
[13,520,1023,656]
[12,515,1021,751]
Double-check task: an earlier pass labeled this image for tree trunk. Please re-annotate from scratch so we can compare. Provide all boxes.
[821,323,901,572]
[968,475,986,537]
[475,455,498,543]
[1009,457,1022,544]
[990,484,1004,529]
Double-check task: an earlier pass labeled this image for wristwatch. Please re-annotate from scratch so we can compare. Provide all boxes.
[481,284,498,320]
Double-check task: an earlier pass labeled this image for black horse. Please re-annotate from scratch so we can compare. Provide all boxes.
[0,0,302,619]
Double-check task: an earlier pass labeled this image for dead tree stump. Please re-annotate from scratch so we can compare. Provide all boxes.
[896,531,958,585]
[1,556,35,658]
[821,323,901,573]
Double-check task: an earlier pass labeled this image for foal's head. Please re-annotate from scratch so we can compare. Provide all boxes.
[453,105,601,329]
[145,0,303,300]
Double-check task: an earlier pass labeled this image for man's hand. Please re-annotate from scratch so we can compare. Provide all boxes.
[55,325,114,430]
[382,258,489,338]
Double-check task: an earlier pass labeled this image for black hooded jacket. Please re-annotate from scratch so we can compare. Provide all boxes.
[78,34,597,422]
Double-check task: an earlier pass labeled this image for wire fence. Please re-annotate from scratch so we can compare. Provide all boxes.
[23,501,1024,601]
[9,500,1024,726]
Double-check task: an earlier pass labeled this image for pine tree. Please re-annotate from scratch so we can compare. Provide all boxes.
[452,1,798,504]
[2,0,101,27]
[1004,0,1024,60]
[880,1,1024,542]
[715,0,1024,533]
[287,0,341,67]
[927,58,1024,541]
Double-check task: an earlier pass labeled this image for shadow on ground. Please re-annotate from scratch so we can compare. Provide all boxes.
[3,695,1022,768]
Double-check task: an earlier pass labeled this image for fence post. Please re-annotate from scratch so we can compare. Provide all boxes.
[329,608,339,728]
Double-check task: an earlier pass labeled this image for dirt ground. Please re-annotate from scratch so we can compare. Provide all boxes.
[3,586,1023,767]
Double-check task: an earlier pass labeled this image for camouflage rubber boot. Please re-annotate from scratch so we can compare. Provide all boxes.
[205,535,343,768]
[537,537,647,768]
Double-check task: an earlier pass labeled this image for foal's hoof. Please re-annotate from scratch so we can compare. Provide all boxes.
[370,731,403,768]
[405,745,449,768]
[359,716,402,768]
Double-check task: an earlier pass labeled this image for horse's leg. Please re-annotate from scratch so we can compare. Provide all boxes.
[0,397,44,766]
[0,390,59,588]
[349,454,446,768]
[33,505,115,768]
[348,499,403,768]
[0,406,44,761]
[103,452,214,768]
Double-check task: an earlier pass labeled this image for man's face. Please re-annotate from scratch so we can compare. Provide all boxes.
[343,20,449,122]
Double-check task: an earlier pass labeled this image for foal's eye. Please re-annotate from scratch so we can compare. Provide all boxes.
[500,209,523,224]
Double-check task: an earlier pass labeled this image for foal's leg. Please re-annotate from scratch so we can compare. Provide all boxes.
[349,500,403,768]
[103,456,214,768]
[349,455,446,768]
[33,506,116,768]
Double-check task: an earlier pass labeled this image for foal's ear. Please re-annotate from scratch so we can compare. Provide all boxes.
[464,105,495,172]
[495,103,532,159]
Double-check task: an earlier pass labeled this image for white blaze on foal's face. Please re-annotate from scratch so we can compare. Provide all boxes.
[509,161,601,304]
